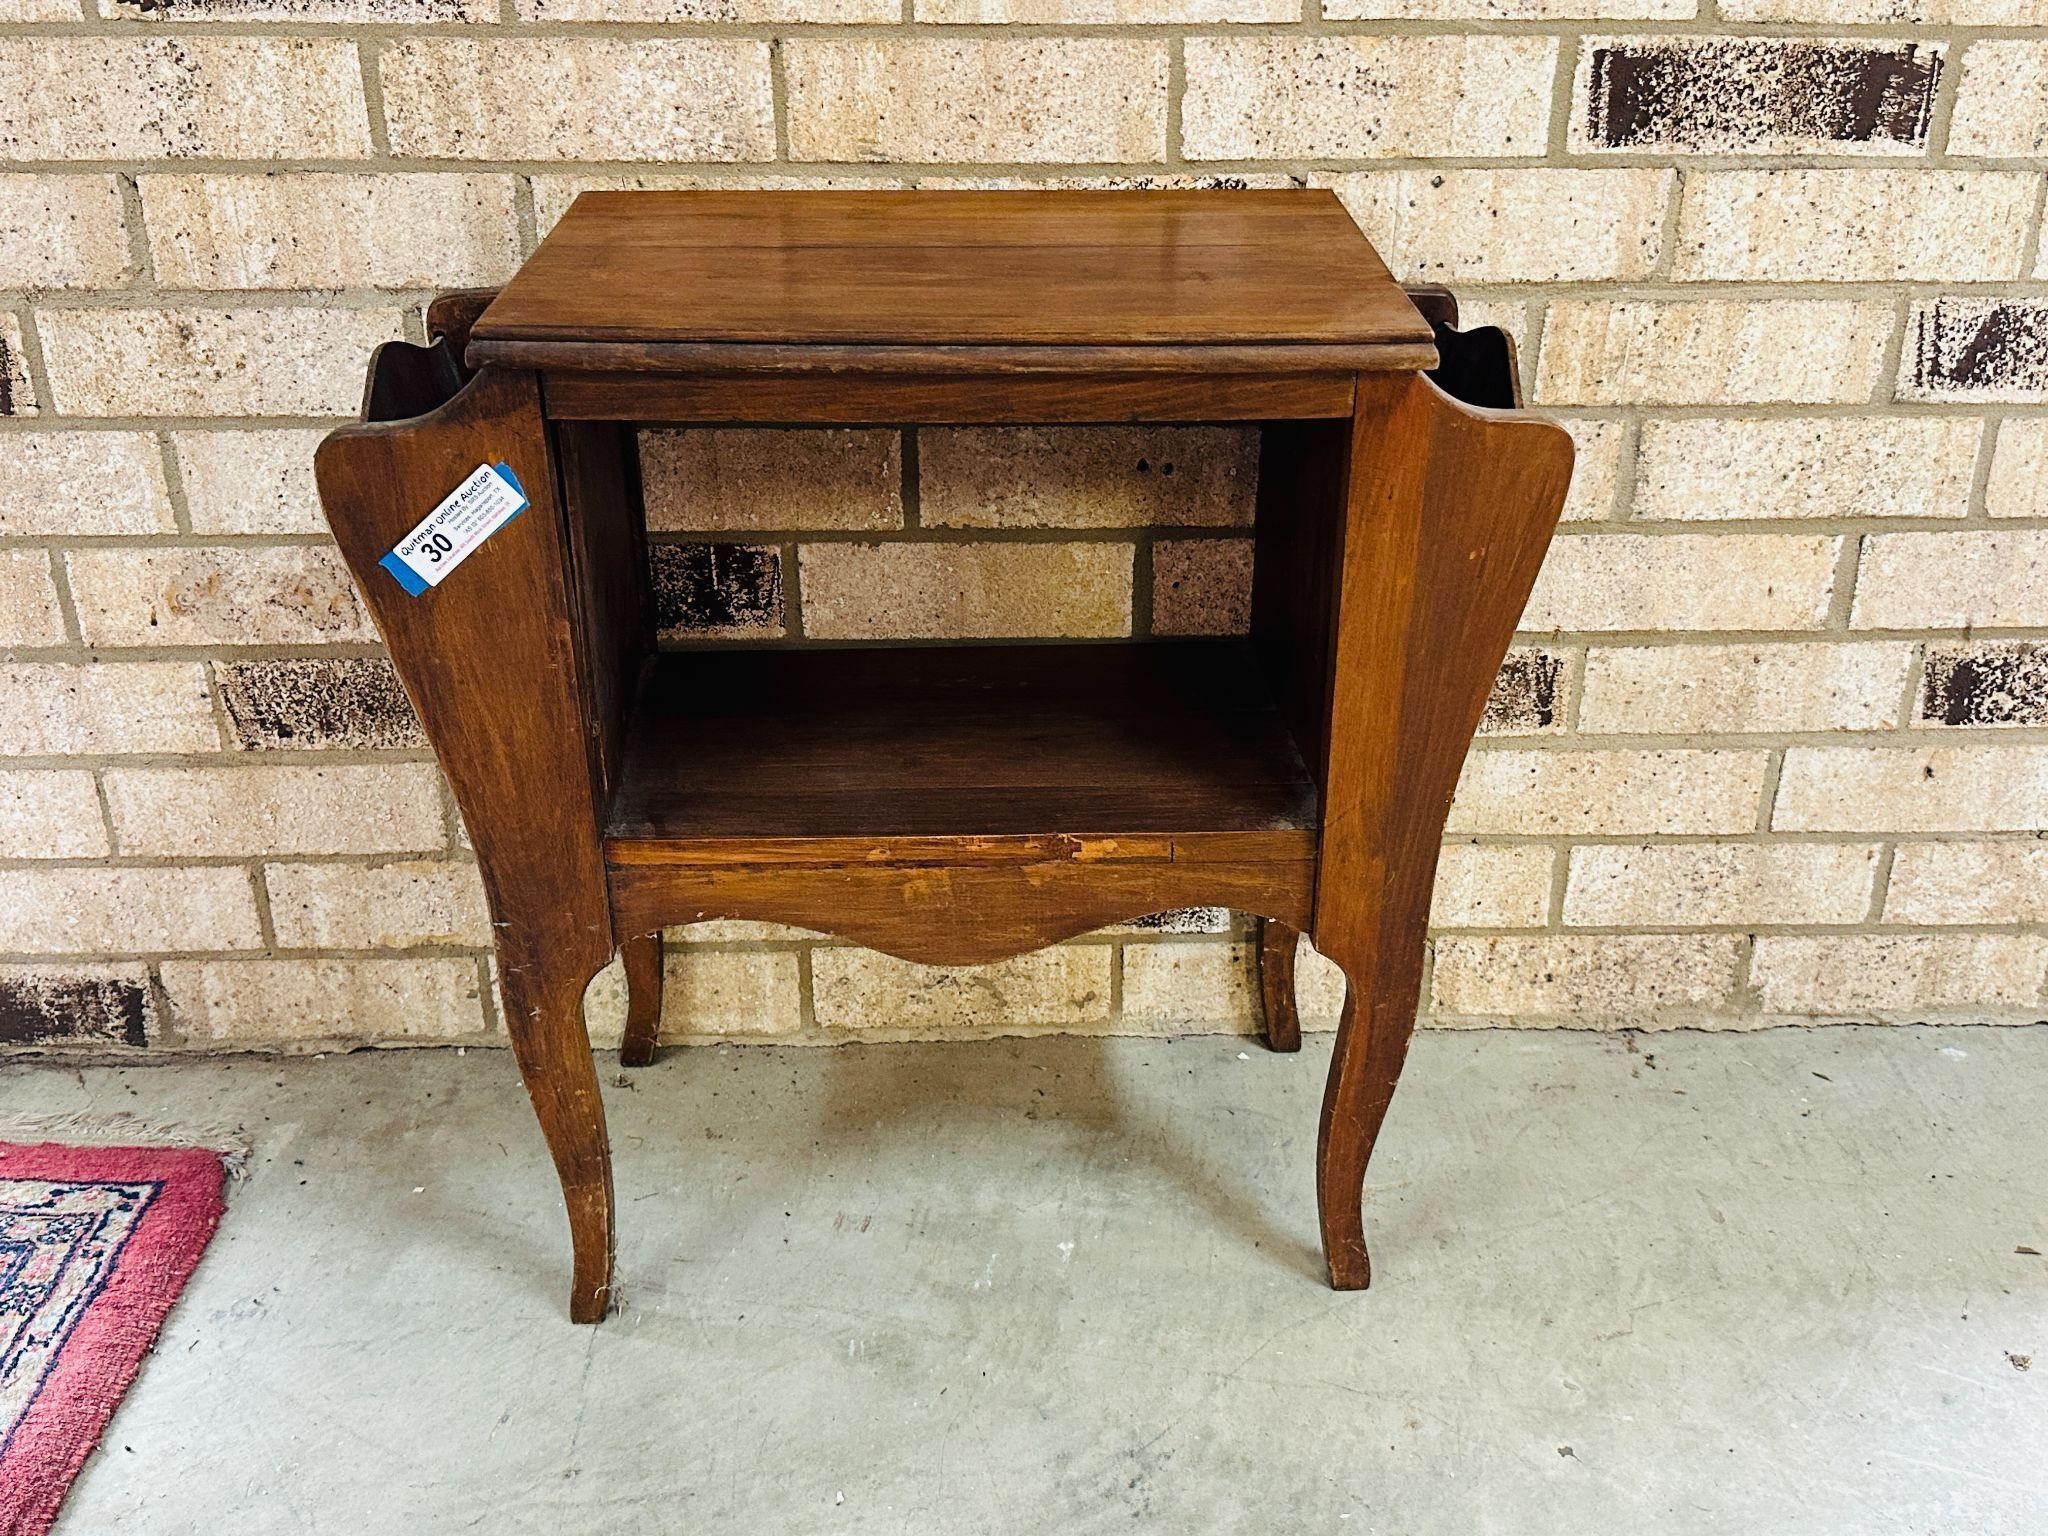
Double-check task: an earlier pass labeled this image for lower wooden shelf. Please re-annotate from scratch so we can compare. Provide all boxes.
[602,639,1319,867]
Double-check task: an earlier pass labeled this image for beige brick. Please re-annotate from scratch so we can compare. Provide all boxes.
[1432,843,1554,927]
[1752,934,2047,1018]
[787,40,1166,164]
[113,0,487,16]
[266,860,490,950]
[1579,643,1911,734]
[0,434,174,537]
[526,0,891,17]
[67,547,372,648]
[1183,38,1554,160]
[0,867,261,954]
[0,176,127,289]
[922,428,1256,530]
[0,772,106,859]
[1449,749,1769,835]
[811,946,1113,1035]
[162,958,487,1045]
[1536,302,1891,407]
[802,542,1131,640]
[922,0,1288,15]
[1852,531,2048,630]
[1432,934,1744,1021]
[0,553,65,647]
[142,175,520,290]
[1633,418,1979,523]
[1332,170,1668,284]
[1120,941,1258,1033]
[1724,0,2037,17]
[1336,0,1687,11]
[1987,422,2048,519]
[1150,538,1252,637]
[172,430,327,536]
[1886,842,2048,925]
[1295,937,1347,1023]
[0,0,78,17]
[648,949,804,1042]
[0,663,217,755]
[105,765,445,857]
[1558,419,1626,523]
[1949,42,2048,158]
[1674,173,2033,283]
[640,429,902,533]
[1564,843,1878,927]
[383,41,773,163]
[1775,746,2048,832]
[41,308,402,417]
[1522,534,1839,633]
[530,173,911,237]
[0,41,368,160]
[2,314,35,417]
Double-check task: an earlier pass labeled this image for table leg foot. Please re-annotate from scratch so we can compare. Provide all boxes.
[1255,917,1302,1053]
[501,961,616,1324]
[1315,976,1416,1292]
[619,932,663,1068]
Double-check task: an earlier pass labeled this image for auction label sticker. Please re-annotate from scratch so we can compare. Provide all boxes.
[378,462,528,596]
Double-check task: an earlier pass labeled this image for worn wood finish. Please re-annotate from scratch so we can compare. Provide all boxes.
[471,191,1436,367]
[619,931,663,1069]
[1310,371,1574,1291]
[316,354,620,1322]
[544,371,1356,424]
[317,194,1573,1321]
[610,859,1314,971]
[1256,919,1303,1053]
[607,643,1316,850]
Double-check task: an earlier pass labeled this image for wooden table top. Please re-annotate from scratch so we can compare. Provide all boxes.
[466,190,1437,376]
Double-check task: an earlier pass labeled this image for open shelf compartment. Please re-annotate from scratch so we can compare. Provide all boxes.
[602,638,1319,867]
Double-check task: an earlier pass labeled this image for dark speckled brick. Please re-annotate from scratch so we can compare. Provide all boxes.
[1920,642,2048,728]
[217,657,426,751]
[1480,648,1562,735]
[651,542,784,639]
[0,968,152,1047]
[1580,39,1941,154]
[1903,299,2048,403]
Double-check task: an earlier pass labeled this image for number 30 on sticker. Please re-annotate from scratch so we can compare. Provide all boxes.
[378,462,528,596]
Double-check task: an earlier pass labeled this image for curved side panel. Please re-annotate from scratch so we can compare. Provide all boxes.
[1313,371,1575,1288]
[316,357,618,1319]
[313,358,613,980]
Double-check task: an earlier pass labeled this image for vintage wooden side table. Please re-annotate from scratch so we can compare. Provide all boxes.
[315,190,1573,1322]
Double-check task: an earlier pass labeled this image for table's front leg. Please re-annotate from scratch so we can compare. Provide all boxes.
[316,353,619,1322]
[1312,370,1574,1289]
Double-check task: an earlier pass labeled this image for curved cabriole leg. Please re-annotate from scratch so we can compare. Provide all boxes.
[619,932,663,1068]
[501,953,617,1323]
[1254,918,1302,1053]
[317,354,619,1322]
[1313,371,1574,1291]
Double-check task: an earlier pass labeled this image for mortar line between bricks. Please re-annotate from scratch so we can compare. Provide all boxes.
[12,153,2048,178]
[6,16,2048,34]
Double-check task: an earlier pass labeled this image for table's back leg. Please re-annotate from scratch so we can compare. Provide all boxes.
[316,354,620,1322]
[1312,371,1574,1289]
[619,932,664,1068]
[1254,918,1303,1053]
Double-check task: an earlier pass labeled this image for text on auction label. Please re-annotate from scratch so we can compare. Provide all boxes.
[378,462,528,596]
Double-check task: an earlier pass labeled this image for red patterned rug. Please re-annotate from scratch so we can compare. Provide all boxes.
[0,1144,224,1536]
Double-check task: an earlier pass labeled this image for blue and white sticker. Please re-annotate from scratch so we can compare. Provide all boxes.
[378,462,528,596]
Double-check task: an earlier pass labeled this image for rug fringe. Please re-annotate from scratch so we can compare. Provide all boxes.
[0,1109,253,1180]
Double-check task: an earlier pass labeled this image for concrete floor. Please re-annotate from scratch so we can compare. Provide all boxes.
[3,1026,2044,1535]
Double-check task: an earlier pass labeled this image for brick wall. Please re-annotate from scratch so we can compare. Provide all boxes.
[1,3,2044,1051]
